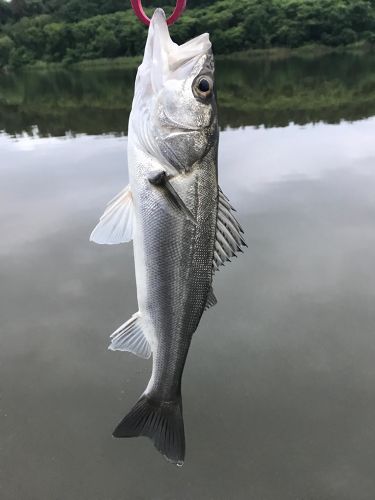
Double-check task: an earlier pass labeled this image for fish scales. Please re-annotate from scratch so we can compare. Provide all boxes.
[90,8,245,465]
[131,148,218,401]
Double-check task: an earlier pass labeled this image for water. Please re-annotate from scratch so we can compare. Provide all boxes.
[1,53,375,499]
[1,51,375,135]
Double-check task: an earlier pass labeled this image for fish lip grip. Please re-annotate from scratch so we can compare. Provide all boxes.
[130,0,187,26]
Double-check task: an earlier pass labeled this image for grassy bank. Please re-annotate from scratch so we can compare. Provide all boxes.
[18,40,374,72]
[221,40,374,61]
[26,55,142,71]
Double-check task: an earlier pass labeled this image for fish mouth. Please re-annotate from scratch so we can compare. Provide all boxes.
[150,8,212,68]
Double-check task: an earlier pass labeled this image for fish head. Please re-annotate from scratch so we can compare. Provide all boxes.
[133,9,218,172]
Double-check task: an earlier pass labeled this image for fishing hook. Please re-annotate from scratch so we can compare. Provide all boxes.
[130,0,187,26]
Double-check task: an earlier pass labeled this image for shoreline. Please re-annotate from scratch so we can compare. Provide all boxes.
[223,41,374,60]
[3,41,373,73]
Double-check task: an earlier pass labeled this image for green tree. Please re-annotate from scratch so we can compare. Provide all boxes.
[44,22,71,61]
[0,0,13,24]
[1,0,375,67]
[93,27,121,58]
[0,35,14,65]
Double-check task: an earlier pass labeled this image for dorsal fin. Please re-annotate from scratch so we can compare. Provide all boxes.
[213,187,246,272]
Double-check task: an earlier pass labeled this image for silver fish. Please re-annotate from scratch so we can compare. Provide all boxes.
[90,9,245,465]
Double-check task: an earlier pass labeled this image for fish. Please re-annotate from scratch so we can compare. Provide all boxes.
[90,8,246,466]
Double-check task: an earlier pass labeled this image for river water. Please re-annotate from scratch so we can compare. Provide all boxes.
[1,53,375,499]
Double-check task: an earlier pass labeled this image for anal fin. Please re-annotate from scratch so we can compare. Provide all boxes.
[205,287,217,310]
[109,312,151,359]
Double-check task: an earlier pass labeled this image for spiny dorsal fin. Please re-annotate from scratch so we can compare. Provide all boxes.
[109,312,151,359]
[213,187,246,272]
[90,184,135,245]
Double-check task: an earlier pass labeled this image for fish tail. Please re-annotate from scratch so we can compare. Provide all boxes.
[113,394,185,466]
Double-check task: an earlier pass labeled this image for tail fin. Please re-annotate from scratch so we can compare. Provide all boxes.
[113,394,185,466]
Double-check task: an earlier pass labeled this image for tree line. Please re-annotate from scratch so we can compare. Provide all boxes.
[0,0,375,67]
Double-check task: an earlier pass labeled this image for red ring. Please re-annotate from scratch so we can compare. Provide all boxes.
[130,0,187,26]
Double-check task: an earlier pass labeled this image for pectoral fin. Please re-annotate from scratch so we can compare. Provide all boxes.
[90,185,135,245]
[149,171,196,224]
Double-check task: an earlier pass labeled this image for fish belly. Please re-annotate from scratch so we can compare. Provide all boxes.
[130,145,217,401]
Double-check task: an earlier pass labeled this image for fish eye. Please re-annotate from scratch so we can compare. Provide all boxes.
[193,76,213,99]
[198,79,210,93]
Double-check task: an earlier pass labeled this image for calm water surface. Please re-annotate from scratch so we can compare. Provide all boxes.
[1,54,375,500]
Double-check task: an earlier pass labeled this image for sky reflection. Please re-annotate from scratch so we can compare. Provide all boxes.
[1,117,375,499]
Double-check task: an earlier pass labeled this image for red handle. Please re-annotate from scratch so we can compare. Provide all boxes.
[130,0,187,26]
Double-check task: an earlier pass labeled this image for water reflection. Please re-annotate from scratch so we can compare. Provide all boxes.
[1,117,375,498]
[1,51,375,136]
